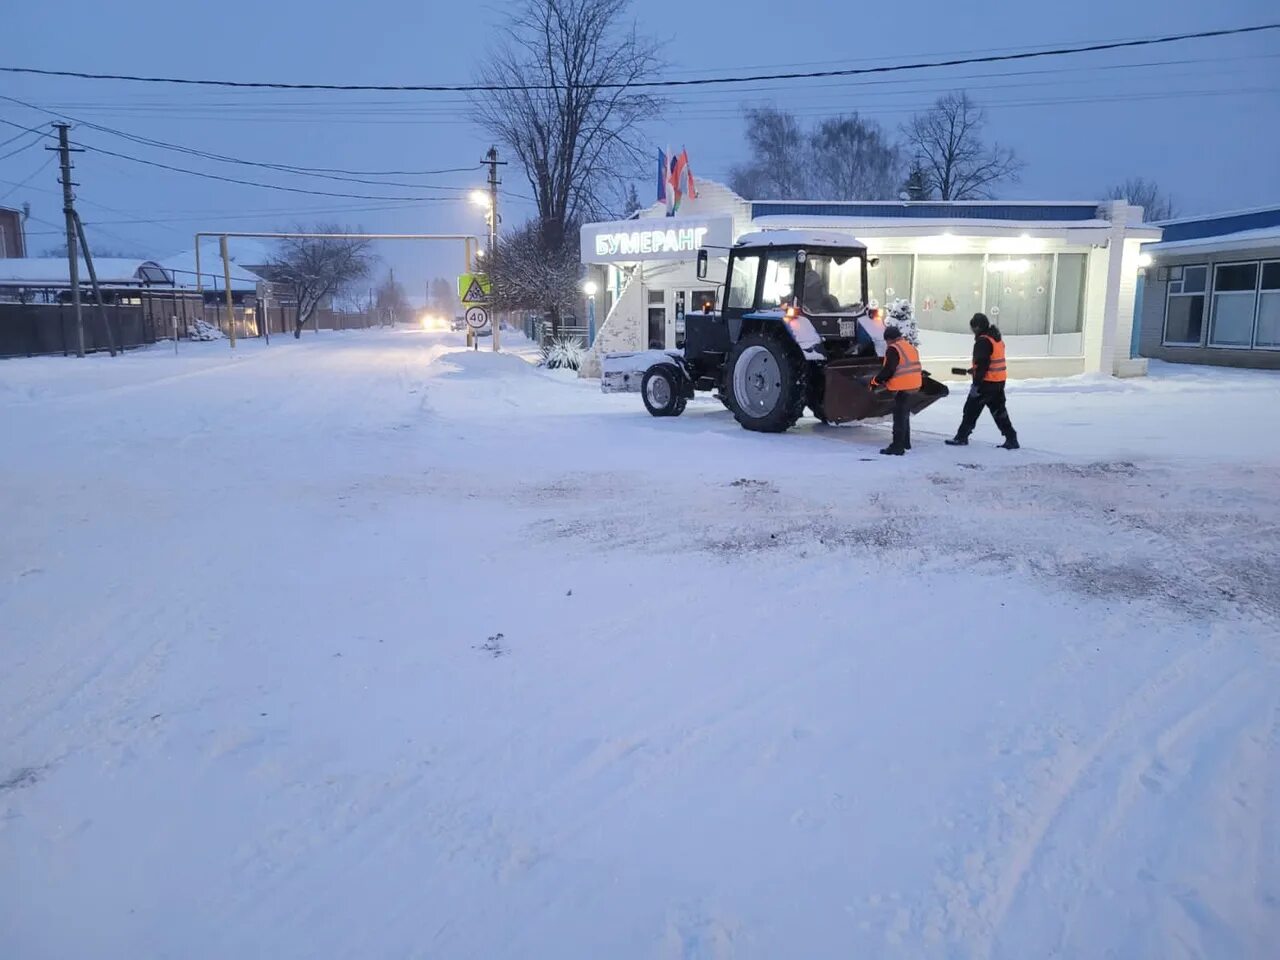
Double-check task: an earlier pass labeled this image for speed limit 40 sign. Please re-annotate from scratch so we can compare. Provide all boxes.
[465,305,489,330]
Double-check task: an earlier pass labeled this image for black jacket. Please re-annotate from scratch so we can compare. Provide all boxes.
[972,326,1003,384]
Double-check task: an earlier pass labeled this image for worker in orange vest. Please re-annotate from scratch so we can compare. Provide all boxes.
[946,313,1019,449]
[869,324,922,456]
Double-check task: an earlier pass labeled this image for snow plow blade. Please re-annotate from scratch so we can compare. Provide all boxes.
[819,357,950,424]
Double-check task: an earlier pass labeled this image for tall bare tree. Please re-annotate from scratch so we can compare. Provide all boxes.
[473,0,662,253]
[729,108,901,200]
[266,226,372,338]
[901,92,1023,201]
[810,114,902,200]
[1104,176,1176,221]
[729,108,811,199]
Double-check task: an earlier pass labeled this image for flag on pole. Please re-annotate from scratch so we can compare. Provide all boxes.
[680,148,698,202]
[658,146,698,217]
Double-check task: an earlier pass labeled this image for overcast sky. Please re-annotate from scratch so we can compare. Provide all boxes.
[2,0,1277,297]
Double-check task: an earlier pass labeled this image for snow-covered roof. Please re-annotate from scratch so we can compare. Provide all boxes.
[734,229,867,250]
[0,257,172,286]
[1143,225,1280,257]
[160,238,274,290]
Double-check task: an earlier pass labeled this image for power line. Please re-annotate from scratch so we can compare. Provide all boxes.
[70,139,467,202]
[2,23,1276,91]
[84,203,412,226]
[3,94,482,182]
[0,119,54,150]
[32,50,1279,113]
[0,132,45,162]
[0,155,55,202]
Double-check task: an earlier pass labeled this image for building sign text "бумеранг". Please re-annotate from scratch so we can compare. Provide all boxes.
[580,216,733,264]
[596,226,707,258]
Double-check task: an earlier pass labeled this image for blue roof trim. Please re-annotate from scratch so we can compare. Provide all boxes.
[1157,207,1280,242]
[750,202,1102,222]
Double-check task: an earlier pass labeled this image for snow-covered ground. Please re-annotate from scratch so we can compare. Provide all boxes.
[3,331,1278,959]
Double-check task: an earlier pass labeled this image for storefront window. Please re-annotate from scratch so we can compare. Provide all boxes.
[1163,265,1206,345]
[916,254,984,333]
[1052,254,1087,334]
[983,255,1052,336]
[1256,262,1280,348]
[1209,262,1258,347]
[802,253,864,313]
[727,254,760,309]
[759,251,797,309]
[868,254,913,308]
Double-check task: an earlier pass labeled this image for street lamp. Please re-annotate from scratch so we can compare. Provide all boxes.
[470,190,491,209]
[582,279,598,346]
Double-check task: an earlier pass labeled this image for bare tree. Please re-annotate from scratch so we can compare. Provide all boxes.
[901,92,1023,200]
[623,182,643,216]
[375,270,410,324]
[473,0,662,253]
[729,109,902,201]
[728,108,812,199]
[488,217,582,325]
[901,159,930,201]
[811,114,902,200]
[266,226,372,338]
[1104,176,1176,221]
[429,277,459,319]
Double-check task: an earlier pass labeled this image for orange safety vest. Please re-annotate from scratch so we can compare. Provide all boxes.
[979,335,1007,383]
[885,339,922,391]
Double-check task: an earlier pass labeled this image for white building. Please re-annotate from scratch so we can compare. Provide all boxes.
[578,181,1159,379]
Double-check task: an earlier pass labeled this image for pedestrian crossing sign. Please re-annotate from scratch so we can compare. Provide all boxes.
[458,273,491,305]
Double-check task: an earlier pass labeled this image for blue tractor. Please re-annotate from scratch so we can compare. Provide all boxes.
[637,231,949,433]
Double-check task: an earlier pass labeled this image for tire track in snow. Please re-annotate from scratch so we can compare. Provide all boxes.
[969,633,1231,960]
[1044,661,1271,959]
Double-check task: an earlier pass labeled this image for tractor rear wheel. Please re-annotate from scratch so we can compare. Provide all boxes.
[725,330,807,433]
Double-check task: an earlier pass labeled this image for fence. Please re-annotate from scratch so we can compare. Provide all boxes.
[0,302,158,357]
[528,318,589,347]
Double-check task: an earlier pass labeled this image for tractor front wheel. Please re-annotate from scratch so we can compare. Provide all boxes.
[641,364,688,418]
[725,331,806,433]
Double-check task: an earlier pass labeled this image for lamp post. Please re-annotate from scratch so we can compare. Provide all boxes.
[470,189,498,350]
[583,279,598,347]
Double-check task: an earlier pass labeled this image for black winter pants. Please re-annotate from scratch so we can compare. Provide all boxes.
[957,382,1016,441]
[891,390,913,450]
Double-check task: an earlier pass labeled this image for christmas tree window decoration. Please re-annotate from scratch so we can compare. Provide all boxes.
[942,294,956,312]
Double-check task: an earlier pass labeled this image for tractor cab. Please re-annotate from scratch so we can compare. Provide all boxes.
[689,232,881,365]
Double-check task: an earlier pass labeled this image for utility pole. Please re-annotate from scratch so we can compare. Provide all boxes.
[72,211,117,356]
[485,146,506,352]
[51,124,86,357]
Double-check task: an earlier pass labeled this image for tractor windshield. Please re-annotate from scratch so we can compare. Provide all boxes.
[801,252,866,315]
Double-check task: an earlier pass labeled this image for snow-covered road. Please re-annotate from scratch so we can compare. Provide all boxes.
[3,331,1278,959]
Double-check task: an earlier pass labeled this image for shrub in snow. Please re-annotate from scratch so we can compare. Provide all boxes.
[886,298,919,346]
[540,335,586,371]
[188,317,225,341]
